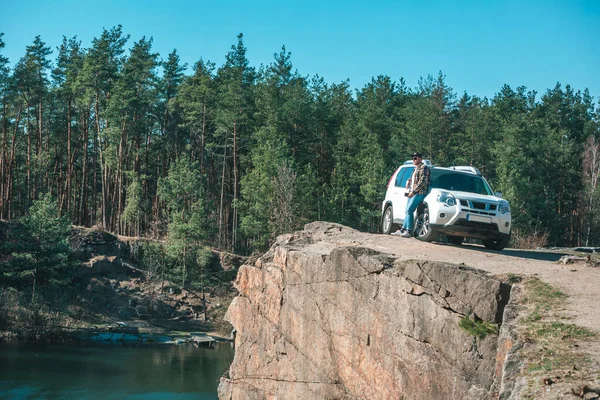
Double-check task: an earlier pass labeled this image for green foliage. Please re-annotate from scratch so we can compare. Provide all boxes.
[533,322,595,341]
[458,315,499,339]
[523,278,566,306]
[0,283,72,338]
[139,241,166,278]
[239,47,320,248]
[329,116,387,231]
[122,176,144,236]
[0,27,599,255]
[507,273,522,284]
[159,157,207,287]
[0,195,72,310]
[0,33,11,89]
[2,195,71,272]
[240,126,292,247]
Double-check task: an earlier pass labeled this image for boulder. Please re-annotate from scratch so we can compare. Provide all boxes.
[90,256,120,275]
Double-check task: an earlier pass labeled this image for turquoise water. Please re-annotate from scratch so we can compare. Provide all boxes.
[0,341,234,399]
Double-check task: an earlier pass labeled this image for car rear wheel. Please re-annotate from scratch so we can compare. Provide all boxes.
[382,205,398,234]
[415,206,438,242]
[447,235,464,245]
[483,231,511,251]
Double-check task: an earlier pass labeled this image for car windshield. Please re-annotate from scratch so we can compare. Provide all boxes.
[430,169,493,195]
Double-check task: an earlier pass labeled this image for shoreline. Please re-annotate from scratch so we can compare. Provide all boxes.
[0,327,232,346]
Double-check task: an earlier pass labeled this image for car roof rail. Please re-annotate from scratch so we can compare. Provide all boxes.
[403,159,433,166]
[449,166,482,175]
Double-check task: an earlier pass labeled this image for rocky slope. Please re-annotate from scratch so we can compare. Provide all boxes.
[0,225,244,338]
[218,222,518,400]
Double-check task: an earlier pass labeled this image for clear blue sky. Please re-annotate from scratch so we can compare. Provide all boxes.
[1,0,599,100]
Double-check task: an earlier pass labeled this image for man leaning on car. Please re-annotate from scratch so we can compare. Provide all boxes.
[392,152,430,238]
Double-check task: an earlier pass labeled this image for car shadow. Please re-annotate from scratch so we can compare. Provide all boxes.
[436,242,569,262]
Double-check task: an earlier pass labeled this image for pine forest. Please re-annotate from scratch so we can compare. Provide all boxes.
[1,28,599,253]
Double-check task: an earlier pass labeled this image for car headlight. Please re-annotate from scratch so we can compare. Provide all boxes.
[499,200,510,214]
[436,191,456,206]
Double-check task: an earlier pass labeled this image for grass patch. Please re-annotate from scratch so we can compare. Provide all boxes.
[534,322,595,341]
[521,278,566,325]
[507,273,522,284]
[526,346,593,373]
[521,278,594,346]
[459,316,498,339]
[523,278,566,306]
[518,276,597,386]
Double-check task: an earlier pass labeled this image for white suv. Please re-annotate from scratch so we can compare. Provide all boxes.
[381,161,512,250]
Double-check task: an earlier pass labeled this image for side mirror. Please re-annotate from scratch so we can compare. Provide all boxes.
[494,192,503,198]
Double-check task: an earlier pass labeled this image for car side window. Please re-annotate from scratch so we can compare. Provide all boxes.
[395,167,414,187]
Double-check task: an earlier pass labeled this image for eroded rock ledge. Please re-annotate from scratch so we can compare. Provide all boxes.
[219,222,515,400]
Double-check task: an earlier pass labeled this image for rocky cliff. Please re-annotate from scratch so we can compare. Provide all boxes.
[218,222,516,400]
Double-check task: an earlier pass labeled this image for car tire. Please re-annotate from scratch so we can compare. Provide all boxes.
[483,231,511,251]
[382,205,399,234]
[415,206,438,242]
[447,235,464,245]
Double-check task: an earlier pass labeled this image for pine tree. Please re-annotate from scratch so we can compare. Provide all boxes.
[122,175,143,237]
[177,59,216,171]
[214,34,255,249]
[582,135,600,245]
[0,32,14,219]
[1,194,71,302]
[239,125,289,248]
[76,25,129,228]
[404,72,455,165]
[12,36,52,202]
[52,36,84,217]
[158,156,206,287]
[108,36,159,234]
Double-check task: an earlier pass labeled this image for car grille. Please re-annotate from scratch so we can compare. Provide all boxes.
[455,219,499,231]
[459,199,497,216]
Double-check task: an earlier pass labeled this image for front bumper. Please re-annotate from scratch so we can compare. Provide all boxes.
[427,195,511,240]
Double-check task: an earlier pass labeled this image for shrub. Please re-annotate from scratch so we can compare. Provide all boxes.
[512,228,549,249]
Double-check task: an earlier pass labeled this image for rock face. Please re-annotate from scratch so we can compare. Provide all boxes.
[219,222,512,400]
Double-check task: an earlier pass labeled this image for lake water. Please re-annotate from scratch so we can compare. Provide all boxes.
[0,341,234,400]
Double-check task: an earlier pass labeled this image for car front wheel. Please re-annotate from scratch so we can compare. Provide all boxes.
[415,206,438,242]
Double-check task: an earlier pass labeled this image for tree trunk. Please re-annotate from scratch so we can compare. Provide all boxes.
[27,105,32,202]
[218,146,227,247]
[116,118,127,234]
[95,93,107,229]
[0,100,7,216]
[232,121,238,250]
[37,98,43,199]
[3,106,22,219]
[66,99,72,213]
[201,100,206,174]
[79,108,89,226]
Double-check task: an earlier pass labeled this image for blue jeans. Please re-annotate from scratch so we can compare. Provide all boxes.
[402,194,426,231]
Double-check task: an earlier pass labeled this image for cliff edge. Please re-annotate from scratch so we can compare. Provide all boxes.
[218,222,516,400]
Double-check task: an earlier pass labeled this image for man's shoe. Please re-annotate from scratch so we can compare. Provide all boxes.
[400,230,412,238]
[391,229,403,236]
